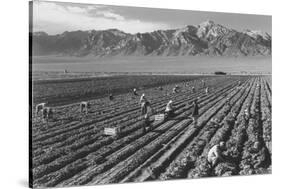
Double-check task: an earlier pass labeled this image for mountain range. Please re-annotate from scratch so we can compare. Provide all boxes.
[32,20,271,57]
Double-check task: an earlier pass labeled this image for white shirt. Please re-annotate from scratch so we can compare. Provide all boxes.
[140,96,147,105]
[207,145,221,161]
[165,102,173,112]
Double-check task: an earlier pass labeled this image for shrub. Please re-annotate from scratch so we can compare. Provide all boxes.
[214,71,227,75]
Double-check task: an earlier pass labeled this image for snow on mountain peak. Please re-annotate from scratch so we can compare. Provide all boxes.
[244,30,271,40]
[197,20,230,39]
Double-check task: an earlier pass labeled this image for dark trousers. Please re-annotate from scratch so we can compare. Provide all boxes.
[143,118,151,133]
[165,110,175,118]
[141,104,148,115]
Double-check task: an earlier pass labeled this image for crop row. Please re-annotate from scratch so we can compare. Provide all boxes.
[239,78,271,175]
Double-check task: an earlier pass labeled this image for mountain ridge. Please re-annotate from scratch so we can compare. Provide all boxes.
[32,20,271,57]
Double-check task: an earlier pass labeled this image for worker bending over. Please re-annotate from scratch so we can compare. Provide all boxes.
[192,86,195,93]
[133,88,138,96]
[109,93,114,100]
[207,141,226,167]
[165,100,175,118]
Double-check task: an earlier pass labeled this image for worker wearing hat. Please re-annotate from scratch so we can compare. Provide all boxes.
[165,100,175,118]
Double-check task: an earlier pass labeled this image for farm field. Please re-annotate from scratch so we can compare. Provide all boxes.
[32,56,272,75]
[32,74,209,106]
[31,75,272,188]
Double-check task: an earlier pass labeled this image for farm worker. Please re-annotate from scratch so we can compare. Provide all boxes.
[192,86,195,93]
[80,101,90,114]
[244,109,250,120]
[202,80,206,87]
[173,87,177,94]
[133,88,138,96]
[251,141,261,153]
[42,107,53,122]
[159,86,163,90]
[36,102,46,115]
[143,113,151,133]
[207,141,226,167]
[42,107,48,120]
[205,87,209,94]
[238,81,241,86]
[140,93,147,105]
[192,99,199,125]
[109,93,114,101]
[165,100,175,118]
[140,94,151,115]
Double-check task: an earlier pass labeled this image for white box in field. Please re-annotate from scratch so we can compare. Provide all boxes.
[155,114,165,121]
[104,127,119,136]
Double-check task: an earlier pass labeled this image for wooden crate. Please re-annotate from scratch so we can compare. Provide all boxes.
[104,127,120,136]
[154,114,165,121]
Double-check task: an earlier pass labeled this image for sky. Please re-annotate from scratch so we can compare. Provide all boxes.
[32,1,272,35]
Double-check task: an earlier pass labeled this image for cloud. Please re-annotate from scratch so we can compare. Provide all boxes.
[32,1,170,35]
[96,10,125,21]
[66,6,87,14]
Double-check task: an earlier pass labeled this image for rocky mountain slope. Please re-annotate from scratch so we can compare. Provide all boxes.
[32,20,271,57]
